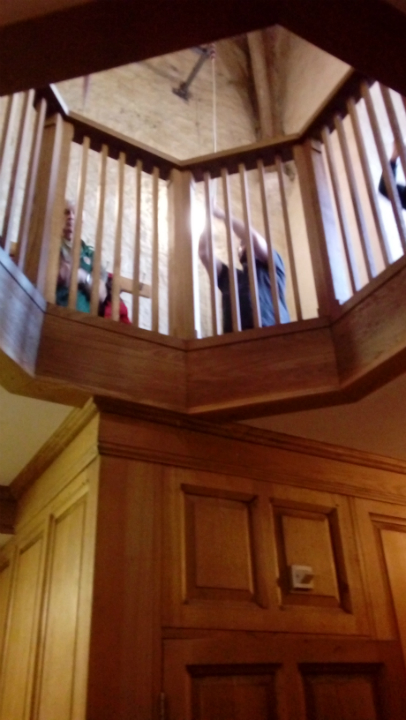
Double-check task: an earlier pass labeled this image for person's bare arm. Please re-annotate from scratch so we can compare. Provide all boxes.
[199,225,222,277]
[77,268,107,302]
[391,140,400,162]
[213,205,268,263]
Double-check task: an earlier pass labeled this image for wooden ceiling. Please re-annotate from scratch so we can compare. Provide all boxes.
[0,0,93,27]
[1,0,406,96]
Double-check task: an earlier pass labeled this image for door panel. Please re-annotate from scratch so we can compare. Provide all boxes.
[191,667,278,720]
[302,665,382,720]
[163,635,405,720]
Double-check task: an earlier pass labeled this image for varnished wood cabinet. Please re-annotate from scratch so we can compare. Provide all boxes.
[2,407,406,719]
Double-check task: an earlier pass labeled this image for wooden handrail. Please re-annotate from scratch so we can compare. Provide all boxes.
[34,70,371,181]
[35,86,181,180]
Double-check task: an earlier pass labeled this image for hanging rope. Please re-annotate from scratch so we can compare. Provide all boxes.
[82,75,91,111]
[210,44,217,154]
[210,43,218,206]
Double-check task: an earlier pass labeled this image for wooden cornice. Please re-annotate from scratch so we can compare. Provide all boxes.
[2,0,406,97]
[96,397,406,478]
[97,404,406,507]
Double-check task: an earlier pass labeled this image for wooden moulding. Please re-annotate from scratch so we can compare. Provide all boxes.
[96,406,406,506]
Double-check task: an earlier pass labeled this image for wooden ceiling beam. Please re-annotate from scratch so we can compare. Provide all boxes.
[247,30,275,140]
[2,1,406,97]
[0,0,280,96]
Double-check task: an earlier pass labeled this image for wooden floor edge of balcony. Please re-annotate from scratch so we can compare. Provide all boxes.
[2,250,406,419]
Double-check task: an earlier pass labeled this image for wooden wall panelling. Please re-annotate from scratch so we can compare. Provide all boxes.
[32,481,93,720]
[69,457,99,720]
[0,547,15,677]
[162,465,369,636]
[353,498,406,663]
[0,521,48,720]
[162,467,277,631]
[86,457,162,720]
[270,483,369,635]
[0,416,99,720]
[163,634,406,720]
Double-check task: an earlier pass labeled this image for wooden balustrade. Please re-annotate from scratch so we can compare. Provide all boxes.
[1,73,406,341]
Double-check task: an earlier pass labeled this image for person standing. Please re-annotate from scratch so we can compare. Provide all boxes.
[56,200,107,312]
[199,204,290,333]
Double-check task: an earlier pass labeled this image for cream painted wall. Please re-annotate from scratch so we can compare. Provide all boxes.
[245,371,406,461]
[0,385,72,486]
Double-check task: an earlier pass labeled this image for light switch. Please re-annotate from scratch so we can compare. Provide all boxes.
[290,564,314,590]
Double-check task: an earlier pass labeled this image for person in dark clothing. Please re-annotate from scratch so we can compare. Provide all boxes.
[199,205,290,333]
[378,141,406,209]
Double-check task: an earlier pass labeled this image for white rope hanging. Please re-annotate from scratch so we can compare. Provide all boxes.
[211,44,218,154]
[210,43,218,205]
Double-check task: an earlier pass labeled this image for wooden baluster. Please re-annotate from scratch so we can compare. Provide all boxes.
[334,114,376,281]
[362,81,406,252]
[0,95,20,233]
[16,97,47,272]
[111,151,125,322]
[90,143,108,316]
[380,84,406,193]
[321,125,359,293]
[221,167,241,332]
[239,163,261,328]
[68,135,90,310]
[294,139,345,313]
[32,115,74,299]
[167,169,200,338]
[151,166,159,333]
[257,159,281,325]
[276,155,302,320]
[347,97,391,267]
[132,159,142,327]
[2,90,35,255]
[203,171,220,336]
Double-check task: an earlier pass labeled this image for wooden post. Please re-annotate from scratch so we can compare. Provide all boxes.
[24,113,73,300]
[294,139,349,315]
[167,168,200,339]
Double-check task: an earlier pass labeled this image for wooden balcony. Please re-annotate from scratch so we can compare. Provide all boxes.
[1,73,406,419]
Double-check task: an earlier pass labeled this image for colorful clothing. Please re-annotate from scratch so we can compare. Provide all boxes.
[56,240,95,313]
